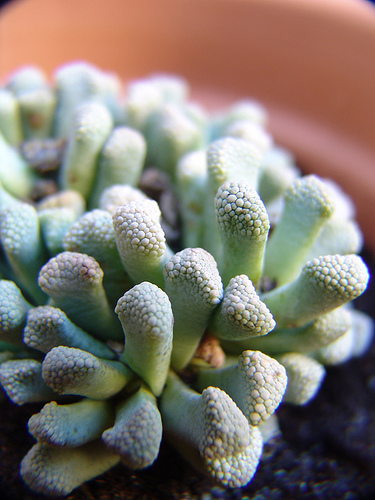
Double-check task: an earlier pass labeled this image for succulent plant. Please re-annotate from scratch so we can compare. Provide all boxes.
[0,61,372,497]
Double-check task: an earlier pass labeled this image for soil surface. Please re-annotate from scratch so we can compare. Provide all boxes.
[1,250,375,500]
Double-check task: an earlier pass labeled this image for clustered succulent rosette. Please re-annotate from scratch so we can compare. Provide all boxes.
[0,62,373,497]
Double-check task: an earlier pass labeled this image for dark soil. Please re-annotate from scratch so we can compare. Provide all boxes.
[1,249,375,500]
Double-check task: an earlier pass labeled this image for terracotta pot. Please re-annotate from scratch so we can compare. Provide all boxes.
[1,0,375,249]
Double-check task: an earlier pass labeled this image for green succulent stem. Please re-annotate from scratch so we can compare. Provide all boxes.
[0,359,57,405]
[0,89,22,146]
[262,254,369,328]
[89,126,146,208]
[23,305,117,359]
[203,137,263,261]
[214,180,270,287]
[28,398,115,447]
[276,352,326,405]
[0,202,47,304]
[0,279,32,345]
[163,247,224,370]
[42,346,134,399]
[38,251,123,341]
[264,175,335,286]
[116,282,173,396]
[112,199,173,288]
[222,307,352,356]
[59,102,113,198]
[20,439,120,497]
[193,350,287,426]
[210,274,276,340]
[63,209,133,306]
[160,371,263,488]
[102,385,162,469]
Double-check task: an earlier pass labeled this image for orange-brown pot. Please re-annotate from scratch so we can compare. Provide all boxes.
[1,0,375,248]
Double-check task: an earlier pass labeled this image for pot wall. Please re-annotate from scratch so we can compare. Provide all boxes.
[1,0,375,249]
